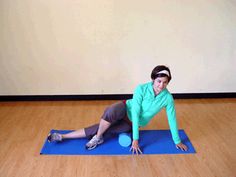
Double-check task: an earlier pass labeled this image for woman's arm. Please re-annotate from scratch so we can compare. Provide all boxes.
[166,97,181,144]
[131,85,143,140]
[166,95,188,151]
[130,85,143,154]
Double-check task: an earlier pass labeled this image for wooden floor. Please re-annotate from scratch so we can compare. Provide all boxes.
[0,98,235,177]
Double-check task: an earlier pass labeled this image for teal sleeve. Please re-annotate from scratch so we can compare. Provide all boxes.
[166,97,181,144]
[131,85,143,140]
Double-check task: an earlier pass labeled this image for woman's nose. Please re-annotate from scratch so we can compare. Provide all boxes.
[159,83,164,88]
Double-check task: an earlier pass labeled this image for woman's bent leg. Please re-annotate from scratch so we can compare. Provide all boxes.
[96,119,111,138]
[96,101,127,138]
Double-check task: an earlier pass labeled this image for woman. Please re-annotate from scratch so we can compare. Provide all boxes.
[48,65,188,154]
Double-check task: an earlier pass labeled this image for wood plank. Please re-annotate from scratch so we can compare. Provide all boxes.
[0,99,235,177]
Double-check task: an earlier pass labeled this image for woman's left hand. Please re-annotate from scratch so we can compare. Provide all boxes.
[176,142,188,151]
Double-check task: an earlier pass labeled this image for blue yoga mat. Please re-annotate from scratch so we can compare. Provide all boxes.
[40,129,196,155]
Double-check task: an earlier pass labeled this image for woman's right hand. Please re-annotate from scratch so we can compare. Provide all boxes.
[130,140,142,155]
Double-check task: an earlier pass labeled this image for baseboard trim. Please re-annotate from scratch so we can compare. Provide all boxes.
[0,92,235,101]
[173,92,236,99]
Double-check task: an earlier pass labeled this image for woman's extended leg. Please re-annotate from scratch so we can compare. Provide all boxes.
[47,119,111,143]
[63,118,111,140]
[47,128,86,142]
[62,129,86,139]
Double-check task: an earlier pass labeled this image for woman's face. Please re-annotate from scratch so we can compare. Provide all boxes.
[153,76,169,93]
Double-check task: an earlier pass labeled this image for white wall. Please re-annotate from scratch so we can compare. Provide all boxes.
[0,0,236,95]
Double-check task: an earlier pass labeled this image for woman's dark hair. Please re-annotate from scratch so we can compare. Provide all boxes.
[151,65,172,82]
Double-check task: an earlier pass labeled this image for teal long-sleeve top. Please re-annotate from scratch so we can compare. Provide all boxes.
[126,82,181,144]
